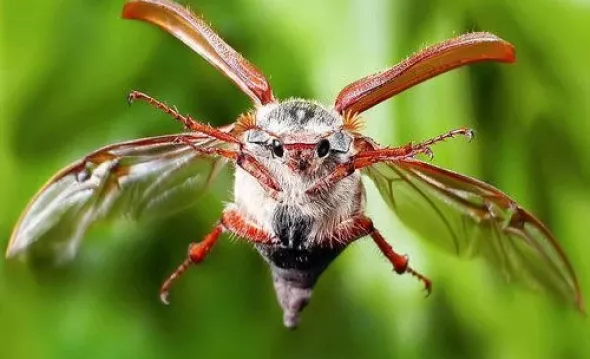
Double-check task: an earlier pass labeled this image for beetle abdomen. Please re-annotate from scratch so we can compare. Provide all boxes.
[271,204,313,249]
[256,244,344,272]
[255,244,345,328]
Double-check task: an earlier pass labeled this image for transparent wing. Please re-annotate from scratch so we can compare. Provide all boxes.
[364,159,584,311]
[7,133,229,263]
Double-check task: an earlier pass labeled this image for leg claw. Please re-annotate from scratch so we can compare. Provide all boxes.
[465,129,475,142]
[127,90,139,106]
[160,290,170,305]
[423,279,433,298]
[406,267,432,298]
[423,147,434,160]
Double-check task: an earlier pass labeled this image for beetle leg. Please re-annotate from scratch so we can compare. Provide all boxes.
[327,215,432,296]
[132,90,284,200]
[306,128,473,195]
[394,127,474,158]
[160,223,225,305]
[235,153,283,202]
[305,145,428,196]
[128,90,241,144]
[327,214,374,245]
[177,137,283,201]
[370,227,432,296]
[221,206,276,244]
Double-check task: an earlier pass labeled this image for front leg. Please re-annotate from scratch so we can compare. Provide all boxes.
[128,90,241,145]
[129,91,283,200]
[330,215,431,295]
[306,128,473,195]
[177,136,283,201]
[235,152,283,202]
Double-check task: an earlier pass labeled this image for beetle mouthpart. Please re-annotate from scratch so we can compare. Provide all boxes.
[287,158,311,172]
[298,159,310,171]
[160,291,170,305]
[286,149,314,173]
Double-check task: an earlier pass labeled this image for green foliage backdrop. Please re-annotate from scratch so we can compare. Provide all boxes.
[1,0,589,358]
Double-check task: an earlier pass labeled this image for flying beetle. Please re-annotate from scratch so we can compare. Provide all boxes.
[6,0,584,329]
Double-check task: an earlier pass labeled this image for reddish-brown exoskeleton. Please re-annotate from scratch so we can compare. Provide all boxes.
[6,0,584,328]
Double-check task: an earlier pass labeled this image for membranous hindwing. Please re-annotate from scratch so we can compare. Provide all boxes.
[7,134,229,264]
[364,159,582,309]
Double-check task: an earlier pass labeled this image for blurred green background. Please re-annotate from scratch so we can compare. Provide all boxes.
[2,0,590,358]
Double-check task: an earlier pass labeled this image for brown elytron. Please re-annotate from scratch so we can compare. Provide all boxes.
[6,0,583,329]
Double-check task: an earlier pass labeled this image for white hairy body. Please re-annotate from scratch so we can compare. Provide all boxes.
[232,99,365,248]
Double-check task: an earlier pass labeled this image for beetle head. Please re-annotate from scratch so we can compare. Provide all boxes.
[244,100,354,177]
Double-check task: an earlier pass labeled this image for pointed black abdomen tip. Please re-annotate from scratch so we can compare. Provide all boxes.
[278,287,310,330]
[283,313,300,330]
[255,242,346,329]
[271,270,313,329]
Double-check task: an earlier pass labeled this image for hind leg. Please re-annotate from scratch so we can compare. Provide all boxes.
[330,215,432,295]
[159,223,224,304]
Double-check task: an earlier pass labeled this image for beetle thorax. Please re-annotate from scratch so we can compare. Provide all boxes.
[232,99,365,249]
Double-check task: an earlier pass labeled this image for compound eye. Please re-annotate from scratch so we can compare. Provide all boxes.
[316,139,330,158]
[271,139,284,158]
